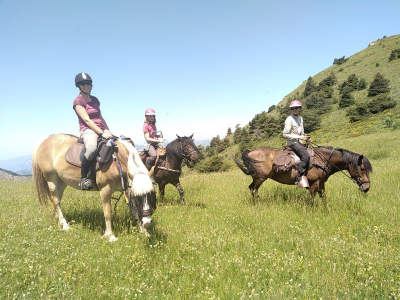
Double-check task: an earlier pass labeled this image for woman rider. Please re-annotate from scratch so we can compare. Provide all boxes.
[143,108,165,171]
[73,72,114,190]
[283,100,311,188]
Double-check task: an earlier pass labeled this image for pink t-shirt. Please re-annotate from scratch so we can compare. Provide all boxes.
[73,95,106,131]
[143,122,158,144]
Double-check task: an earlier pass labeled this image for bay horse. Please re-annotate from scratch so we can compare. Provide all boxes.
[144,134,199,204]
[32,134,156,241]
[233,145,372,201]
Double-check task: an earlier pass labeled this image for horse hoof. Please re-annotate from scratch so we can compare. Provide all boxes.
[61,222,70,231]
[102,234,118,242]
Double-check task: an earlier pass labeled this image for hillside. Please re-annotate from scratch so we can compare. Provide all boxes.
[194,34,400,172]
[0,168,31,181]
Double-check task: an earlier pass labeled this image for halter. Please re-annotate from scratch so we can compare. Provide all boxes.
[309,142,368,187]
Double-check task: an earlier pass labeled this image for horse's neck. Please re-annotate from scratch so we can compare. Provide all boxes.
[320,148,348,173]
[165,149,184,169]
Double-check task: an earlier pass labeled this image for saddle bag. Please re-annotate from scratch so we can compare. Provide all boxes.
[96,138,115,164]
[273,154,293,173]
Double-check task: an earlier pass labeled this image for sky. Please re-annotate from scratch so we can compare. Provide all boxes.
[0,0,399,160]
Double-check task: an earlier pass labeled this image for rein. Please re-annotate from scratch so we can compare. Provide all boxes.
[309,141,367,186]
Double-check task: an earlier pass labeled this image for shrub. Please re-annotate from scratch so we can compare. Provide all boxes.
[195,155,230,173]
[388,49,400,62]
[333,56,348,65]
[367,94,397,114]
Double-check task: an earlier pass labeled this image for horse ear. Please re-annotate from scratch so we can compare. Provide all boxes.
[176,134,182,140]
[358,154,364,165]
[189,134,193,139]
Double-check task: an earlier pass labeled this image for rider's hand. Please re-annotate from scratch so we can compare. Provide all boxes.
[300,135,311,142]
[102,131,113,139]
[158,138,167,143]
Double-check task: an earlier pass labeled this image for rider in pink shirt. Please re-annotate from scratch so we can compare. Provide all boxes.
[143,108,165,170]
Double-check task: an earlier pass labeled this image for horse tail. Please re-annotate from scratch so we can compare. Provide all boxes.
[233,150,258,176]
[32,145,50,206]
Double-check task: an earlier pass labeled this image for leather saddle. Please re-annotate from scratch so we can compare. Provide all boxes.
[272,147,314,173]
[65,138,115,171]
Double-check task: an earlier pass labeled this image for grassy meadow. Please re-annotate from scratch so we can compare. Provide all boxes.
[1,130,400,299]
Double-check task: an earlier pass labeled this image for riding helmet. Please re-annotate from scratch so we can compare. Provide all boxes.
[75,73,92,87]
[289,100,302,108]
[145,108,156,116]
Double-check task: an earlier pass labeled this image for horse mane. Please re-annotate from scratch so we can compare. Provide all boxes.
[319,146,373,173]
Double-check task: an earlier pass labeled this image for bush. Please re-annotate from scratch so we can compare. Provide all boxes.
[346,106,364,123]
[367,94,397,114]
[195,155,230,173]
[333,56,348,65]
[388,49,400,62]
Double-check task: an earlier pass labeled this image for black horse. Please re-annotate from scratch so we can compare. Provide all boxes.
[148,134,199,204]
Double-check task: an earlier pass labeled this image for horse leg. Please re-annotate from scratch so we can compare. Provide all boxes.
[175,182,185,204]
[158,183,165,202]
[249,177,266,199]
[318,182,327,207]
[100,187,117,242]
[47,178,69,230]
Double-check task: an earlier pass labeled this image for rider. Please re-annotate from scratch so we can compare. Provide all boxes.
[73,72,114,190]
[283,100,311,187]
[143,108,165,171]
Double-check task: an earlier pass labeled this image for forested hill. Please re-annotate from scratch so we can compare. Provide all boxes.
[193,34,400,173]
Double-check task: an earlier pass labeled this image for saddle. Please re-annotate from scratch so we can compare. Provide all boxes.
[65,137,116,171]
[140,146,167,176]
[272,147,314,173]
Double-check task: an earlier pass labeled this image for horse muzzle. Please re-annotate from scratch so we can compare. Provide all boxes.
[359,183,370,193]
[141,216,152,229]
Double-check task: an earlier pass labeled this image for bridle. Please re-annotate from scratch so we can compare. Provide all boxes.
[179,141,198,160]
[309,142,369,187]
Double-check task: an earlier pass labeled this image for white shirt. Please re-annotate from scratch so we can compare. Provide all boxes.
[283,114,304,146]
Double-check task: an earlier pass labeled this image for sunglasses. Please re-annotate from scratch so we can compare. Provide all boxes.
[291,107,301,110]
[79,81,92,86]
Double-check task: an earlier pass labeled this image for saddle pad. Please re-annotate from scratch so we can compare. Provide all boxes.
[65,143,101,171]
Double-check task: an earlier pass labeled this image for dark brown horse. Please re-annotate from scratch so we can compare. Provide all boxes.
[144,134,199,204]
[233,145,372,201]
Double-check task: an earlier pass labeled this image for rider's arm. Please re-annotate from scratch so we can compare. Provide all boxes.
[74,105,112,138]
[144,132,160,144]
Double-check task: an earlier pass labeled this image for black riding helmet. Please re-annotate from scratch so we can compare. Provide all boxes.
[75,72,92,87]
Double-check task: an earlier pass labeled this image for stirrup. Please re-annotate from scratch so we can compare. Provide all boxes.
[79,178,93,190]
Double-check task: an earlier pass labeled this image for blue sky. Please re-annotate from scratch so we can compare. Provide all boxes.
[0,0,399,159]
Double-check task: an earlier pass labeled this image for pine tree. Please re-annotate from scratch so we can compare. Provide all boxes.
[303,76,316,98]
[368,73,390,96]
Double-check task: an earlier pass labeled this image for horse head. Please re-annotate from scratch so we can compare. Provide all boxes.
[176,134,199,163]
[348,153,372,193]
[123,141,157,231]
[127,172,157,229]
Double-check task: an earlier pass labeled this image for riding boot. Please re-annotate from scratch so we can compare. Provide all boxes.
[80,157,94,190]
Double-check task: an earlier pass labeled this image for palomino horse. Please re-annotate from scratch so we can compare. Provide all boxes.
[233,145,372,201]
[143,134,199,204]
[32,134,156,241]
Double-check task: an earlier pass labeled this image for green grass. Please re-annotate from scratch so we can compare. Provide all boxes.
[1,131,400,299]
